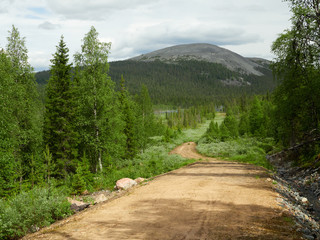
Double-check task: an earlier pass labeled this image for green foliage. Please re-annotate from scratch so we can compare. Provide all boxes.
[44,36,79,178]
[0,26,43,197]
[238,113,250,136]
[223,111,238,138]
[36,60,276,107]
[0,51,19,197]
[135,84,156,151]
[0,187,71,240]
[271,0,320,148]
[109,60,275,107]
[74,26,126,172]
[205,121,220,141]
[204,111,238,141]
[118,76,139,159]
[249,96,264,136]
[71,154,93,194]
[197,137,274,169]
[165,105,213,130]
[270,0,320,164]
[93,143,197,190]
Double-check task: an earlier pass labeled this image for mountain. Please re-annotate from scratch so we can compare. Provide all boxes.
[130,43,268,76]
[35,43,275,106]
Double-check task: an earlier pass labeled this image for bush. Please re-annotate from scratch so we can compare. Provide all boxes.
[0,187,72,240]
[92,143,197,190]
[196,137,274,169]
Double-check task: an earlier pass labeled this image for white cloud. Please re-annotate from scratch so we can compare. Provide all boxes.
[38,21,60,30]
[0,0,292,70]
[0,0,15,14]
[109,20,261,60]
[45,0,157,20]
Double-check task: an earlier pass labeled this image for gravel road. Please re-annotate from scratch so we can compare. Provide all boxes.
[24,142,301,240]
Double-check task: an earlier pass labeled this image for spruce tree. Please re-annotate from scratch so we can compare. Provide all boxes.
[118,76,138,159]
[44,36,78,178]
[238,113,250,136]
[249,97,264,136]
[135,84,154,152]
[223,111,239,138]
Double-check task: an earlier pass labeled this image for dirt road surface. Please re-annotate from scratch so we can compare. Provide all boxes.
[24,142,301,240]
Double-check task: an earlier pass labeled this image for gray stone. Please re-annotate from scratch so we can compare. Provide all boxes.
[68,197,90,212]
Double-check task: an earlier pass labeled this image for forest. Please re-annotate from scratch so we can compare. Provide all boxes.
[1,0,320,239]
[36,57,275,107]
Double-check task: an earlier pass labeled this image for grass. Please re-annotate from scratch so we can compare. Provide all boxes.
[214,112,226,126]
[94,119,214,190]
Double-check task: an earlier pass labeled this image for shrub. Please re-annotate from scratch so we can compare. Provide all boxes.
[196,137,274,169]
[0,187,71,240]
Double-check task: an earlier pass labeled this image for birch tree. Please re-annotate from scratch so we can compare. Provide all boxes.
[74,26,125,172]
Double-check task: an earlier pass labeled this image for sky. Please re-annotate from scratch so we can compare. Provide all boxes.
[0,0,292,71]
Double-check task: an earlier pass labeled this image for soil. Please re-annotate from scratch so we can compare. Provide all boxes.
[23,142,302,240]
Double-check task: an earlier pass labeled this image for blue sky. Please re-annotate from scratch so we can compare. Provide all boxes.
[0,0,292,71]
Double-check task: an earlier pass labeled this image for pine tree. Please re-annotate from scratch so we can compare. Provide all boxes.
[44,36,78,178]
[74,26,125,172]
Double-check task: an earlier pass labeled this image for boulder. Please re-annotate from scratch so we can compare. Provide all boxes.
[94,193,108,204]
[134,177,145,184]
[82,189,89,195]
[116,178,137,190]
[68,198,90,212]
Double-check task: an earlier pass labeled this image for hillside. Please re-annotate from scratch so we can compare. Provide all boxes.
[130,43,267,76]
[35,43,276,106]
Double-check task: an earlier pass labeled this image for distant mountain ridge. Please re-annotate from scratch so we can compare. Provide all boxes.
[130,43,268,76]
[36,43,275,106]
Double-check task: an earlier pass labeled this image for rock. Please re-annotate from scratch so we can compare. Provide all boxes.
[94,193,108,204]
[301,197,308,204]
[82,189,89,195]
[68,198,90,212]
[267,178,272,182]
[116,178,137,190]
[134,177,145,184]
[303,234,314,240]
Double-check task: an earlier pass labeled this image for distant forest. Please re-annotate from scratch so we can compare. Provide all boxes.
[36,60,276,107]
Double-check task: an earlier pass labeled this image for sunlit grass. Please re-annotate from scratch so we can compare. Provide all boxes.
[214,112,226,126]
[196,137,274,169]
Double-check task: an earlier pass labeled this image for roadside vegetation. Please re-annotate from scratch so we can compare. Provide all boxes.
[1,0,320,238]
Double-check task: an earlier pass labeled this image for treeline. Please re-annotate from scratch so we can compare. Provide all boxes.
[109,60,275,107]
[202,0,320,166]
[36,58,276,107]
[202,95,274,142]
[0,26,164,198]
